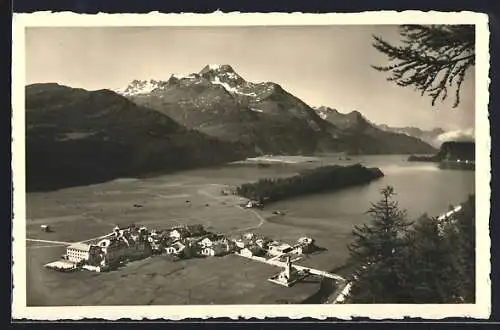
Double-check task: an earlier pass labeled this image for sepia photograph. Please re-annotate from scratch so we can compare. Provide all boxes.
[11,11,490,320]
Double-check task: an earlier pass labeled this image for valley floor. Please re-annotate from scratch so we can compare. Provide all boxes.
[25,163,355,306]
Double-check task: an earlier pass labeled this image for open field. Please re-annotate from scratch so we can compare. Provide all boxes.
[27,246,323,305]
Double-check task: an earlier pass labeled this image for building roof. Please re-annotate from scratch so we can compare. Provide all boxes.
[45,260,77,269]
[171,227,189,235]
[67,243,92,252]
[171,241,186,250]
[244,244,262,252]
[269,242,292,250]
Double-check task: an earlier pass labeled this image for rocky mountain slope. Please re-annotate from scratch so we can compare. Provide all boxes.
[313,106,437,154]
[119,65,347,155]
[25,83,250,191]
[118,64,437,156]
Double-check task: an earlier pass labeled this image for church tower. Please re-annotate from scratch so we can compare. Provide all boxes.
[284,256,292,280]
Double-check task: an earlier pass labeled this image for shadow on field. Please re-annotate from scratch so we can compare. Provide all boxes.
[311,246,328,253]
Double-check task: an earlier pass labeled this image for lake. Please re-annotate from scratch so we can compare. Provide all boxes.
[266,154,475,223]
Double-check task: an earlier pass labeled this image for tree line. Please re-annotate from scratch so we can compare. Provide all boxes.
[346,186,475,303]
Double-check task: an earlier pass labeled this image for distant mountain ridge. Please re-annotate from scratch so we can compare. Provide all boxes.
[376,124,475,149]
[25,83,251,191]
[312,106,437,155]
[118,64,436,155]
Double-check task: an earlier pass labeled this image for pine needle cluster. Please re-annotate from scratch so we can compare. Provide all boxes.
[372,25,475,107]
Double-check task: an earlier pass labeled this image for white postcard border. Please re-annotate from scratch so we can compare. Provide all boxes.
[11,11,491,320]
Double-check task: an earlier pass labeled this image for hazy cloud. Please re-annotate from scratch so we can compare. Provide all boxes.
[436,128,475,144]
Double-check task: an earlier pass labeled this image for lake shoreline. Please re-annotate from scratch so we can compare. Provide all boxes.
[235,164,385,205]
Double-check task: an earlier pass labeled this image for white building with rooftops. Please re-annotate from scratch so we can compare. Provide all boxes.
[66,243,101,264]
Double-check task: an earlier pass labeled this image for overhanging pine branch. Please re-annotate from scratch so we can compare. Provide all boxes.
[371,25,475,108]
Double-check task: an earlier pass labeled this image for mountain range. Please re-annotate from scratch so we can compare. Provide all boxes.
[119,64,342,155]
[312,106,437,154]
[25,83,250,191]
[118,64,436,155]
[376,124,475,149]
[376,124,446,148]
[26,64,439,191]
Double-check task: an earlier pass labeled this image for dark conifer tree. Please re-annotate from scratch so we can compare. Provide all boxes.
[395,196,475,303]
[348,186,413,263]
[402,214,462,302]
[372,25,475,107]
[440,194,476,302]
[347,193,475,303]
[347,186,413,302]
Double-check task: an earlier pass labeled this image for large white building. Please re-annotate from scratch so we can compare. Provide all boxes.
[66,243,100,263]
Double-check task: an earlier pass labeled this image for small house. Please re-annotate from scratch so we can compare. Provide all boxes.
[292,245,309,255]
[239,244,264,257]
[200,243,229,257]
[294,237,315,254]
[165,240,198,259]
[245,200,263,209]
[255,237,272,249]
[243,232,255,240]
[148,236,162,253]
[267,242,292,257]
[165,241,186,255]
[198,237,215,248]
[297,237,314,245]
[169,228,190,241]
[199,234,227,248]
[234,239,245,249]
[234,237,254,249]
[40,224,51,232]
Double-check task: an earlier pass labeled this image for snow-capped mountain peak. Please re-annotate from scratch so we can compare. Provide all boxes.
[200,64,236,74]
[199,64,246,87]
[314,106,340,120]
[171,72,199,80]
[116,79,167,96]
[117,64,264,98]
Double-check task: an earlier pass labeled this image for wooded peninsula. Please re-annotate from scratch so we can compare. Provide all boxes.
[236,164,384,204]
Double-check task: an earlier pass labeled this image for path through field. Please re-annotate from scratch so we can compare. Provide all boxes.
[196,184,265,233]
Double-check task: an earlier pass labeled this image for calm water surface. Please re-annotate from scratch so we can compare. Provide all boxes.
[269,155,475,224]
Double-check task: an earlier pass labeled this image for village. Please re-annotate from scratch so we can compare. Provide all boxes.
[44,222,323,288]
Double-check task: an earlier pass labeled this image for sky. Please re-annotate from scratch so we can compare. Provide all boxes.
[25,26,475,132]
